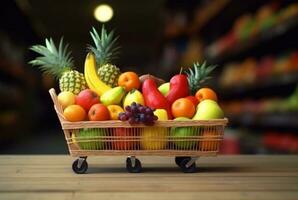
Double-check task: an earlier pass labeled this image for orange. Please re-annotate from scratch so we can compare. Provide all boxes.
[107,105,124,120]
[195,88,218,102]
[63,105,86,122]
[88,104,110,121]
[171,98,195,118]
[199,131,217,151]
[118,72,140,91]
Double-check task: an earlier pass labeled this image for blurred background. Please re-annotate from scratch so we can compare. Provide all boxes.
[1,0,298,154]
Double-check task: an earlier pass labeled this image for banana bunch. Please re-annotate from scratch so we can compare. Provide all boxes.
[84,52,111,96]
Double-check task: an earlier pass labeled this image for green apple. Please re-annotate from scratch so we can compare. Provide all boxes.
[153,109,168,120]
[158,82,170,96]
[193,100,224,120]
[171,117,196,149]
[141,127,167,150]
[78,128,105,150]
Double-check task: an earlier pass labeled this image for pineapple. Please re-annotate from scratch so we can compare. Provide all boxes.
[29,38,87,94]
[185,61,217,95]
[88,26,121,87]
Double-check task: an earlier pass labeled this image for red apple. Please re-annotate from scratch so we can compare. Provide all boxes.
[88,104,110,121]
[112,128,134,150]
[185,96,199,107]
[76,89,99,111]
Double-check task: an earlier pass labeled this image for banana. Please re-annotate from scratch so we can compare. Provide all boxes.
[84,52,111,96]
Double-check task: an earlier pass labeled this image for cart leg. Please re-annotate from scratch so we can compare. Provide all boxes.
[77,157,87,168]
[126,156,142,173]
[185,157,198,168]
[178,156,197,173]
[129,156,136,167]
[72,156,88,174]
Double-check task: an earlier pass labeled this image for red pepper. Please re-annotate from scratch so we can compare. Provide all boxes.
[142,78,172,119]
[166,74,189,105]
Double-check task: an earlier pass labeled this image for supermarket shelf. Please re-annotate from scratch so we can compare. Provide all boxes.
[228,112,298,130]
[206,14,298,63]
[164,0,230,39]
[218,73,298,100]
[0,60,26,81]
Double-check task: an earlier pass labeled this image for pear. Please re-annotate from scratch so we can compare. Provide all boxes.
[100,86,126,106]
[193,100,224,120]
[123,89,145,108]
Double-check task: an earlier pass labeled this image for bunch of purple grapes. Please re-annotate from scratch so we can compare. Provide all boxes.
[118,102,158,125]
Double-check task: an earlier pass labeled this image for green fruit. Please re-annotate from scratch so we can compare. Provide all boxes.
[193,100,224,120]
[123,89,145,108]
[141,127,168,150]
[78,128,106,150]
[171,117,196,149]
[100,86,126,106]
[29,38,87,94]
[158,82,170,96]
[98,64,121,87]
[89,26,121,88]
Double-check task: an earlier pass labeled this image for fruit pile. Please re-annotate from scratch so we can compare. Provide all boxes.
[29,26,224,124]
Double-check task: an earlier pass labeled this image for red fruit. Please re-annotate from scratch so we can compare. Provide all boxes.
[112,128,134,150]
[166,74,189,105]
[142,78,172,119]
[185,96,199,107]
[88,104,110,121]
[76,89,99,111]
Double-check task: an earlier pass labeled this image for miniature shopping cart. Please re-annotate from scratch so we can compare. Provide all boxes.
[49,89,228,173]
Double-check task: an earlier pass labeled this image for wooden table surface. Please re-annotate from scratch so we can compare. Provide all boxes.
[0,155,297,200]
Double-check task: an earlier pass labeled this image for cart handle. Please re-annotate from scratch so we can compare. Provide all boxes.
[49,88,66,122]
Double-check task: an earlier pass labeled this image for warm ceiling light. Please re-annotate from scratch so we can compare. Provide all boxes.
[94,4,113,22]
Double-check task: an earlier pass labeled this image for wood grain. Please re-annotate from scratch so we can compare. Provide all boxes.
[0,155,298,200]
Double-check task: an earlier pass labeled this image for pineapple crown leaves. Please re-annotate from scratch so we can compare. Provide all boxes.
[29,37,74,79]
[185,61,217,95]
[88,25,120,66]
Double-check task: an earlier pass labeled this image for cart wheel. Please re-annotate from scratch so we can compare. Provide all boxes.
[179,158,196,173]
[72,158,88,174]
[175,156,190,167]
[126,157,142,173]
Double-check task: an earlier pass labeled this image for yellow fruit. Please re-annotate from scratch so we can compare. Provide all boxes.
[141,127,168,150]
[153,109,168,120]
[84,52,111,96]
[123,89,145,108]
[107,105,124,120]
[57,91,76,109]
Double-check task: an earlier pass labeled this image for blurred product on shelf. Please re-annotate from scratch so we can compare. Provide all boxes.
[206,2,298,59]
[221,128,298,154]
[220,129,240,154]
[220,51,298,88]
[263,132,298,153]
[221,84,298,114]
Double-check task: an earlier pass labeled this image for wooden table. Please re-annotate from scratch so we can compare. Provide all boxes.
[0,155,297,200]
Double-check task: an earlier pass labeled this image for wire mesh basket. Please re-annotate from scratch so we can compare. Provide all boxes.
[49,88,228,173]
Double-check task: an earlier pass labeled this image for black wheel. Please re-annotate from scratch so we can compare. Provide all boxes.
[179,158,196,173]
[175,156,190,167]
[126,157,142,173]
[72,158,88,174]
